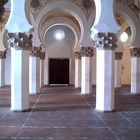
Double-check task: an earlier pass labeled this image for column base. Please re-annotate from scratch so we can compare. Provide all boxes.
[95,108,115,113]
[30,92,40,95]
[81,92,91,95]
[10,108,31,112]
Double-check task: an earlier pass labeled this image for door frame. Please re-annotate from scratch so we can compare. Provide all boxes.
[48,57,70,85]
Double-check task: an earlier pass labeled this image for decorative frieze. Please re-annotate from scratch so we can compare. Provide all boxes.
[7,32,33,50]
[81,47,93,57]
[94,32,117,50]
[0,0,8,21]
[115,52,123,60]
[130,48,140,57]
[0,51,6,59]
[74,52,81,59]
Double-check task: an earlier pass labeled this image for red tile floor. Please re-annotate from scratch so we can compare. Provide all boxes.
[0,86,140,140]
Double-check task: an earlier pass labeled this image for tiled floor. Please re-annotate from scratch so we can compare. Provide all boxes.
[0,86,140,140]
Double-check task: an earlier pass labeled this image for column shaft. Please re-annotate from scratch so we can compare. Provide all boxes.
[44,55,49,85]
[75,59,81,88]
[81,57,92,94]
[96,49,115,111]
[74,52,81,88]
[29,56,40,94]
[115,60,121,88]
[131,57,140,94]
[115,52,123,88]
[81,47,93,94]
[40,59,44,88]
[130,48,140,94]
[0,59,5,87]
[11,48,29,111]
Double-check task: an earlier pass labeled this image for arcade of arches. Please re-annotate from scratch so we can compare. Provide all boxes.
[0,0,140,140]
[0,0,140,139]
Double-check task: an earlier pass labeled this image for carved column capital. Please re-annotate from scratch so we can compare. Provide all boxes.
[30,47,41,57]
[40,52,45,60]
[0,51,6,59]
[94,32,117,50]
[7,32,33,50]
[74,52,81,59]
[130,48,140,57]
[115,52,123,60]
[81,47,94,57]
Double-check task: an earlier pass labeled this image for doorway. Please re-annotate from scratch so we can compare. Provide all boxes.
[49,58,69,85]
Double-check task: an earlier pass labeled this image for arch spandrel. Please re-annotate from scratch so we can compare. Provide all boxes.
[116,2,140,47]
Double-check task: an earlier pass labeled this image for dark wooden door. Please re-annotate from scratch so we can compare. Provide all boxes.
[49,58,69,84]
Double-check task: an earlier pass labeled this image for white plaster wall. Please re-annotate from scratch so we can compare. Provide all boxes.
[5,49,11,85]
[46,42,75,85]
[47,42,71,58]
[44,25,75,85]
[121,44,131,85]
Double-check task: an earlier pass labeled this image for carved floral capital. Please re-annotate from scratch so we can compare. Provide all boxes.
[40,52,45,60]
[30,47,41,57]
[74,52,81,59]
[0,51,6,59]
[93,32,117,50]
[130,48,140,57]
[81,47,94,57]
[7,32,33,50]
[115,52,123,60]
[30,47,45,59]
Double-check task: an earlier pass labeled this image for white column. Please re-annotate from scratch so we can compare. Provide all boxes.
[81,47,93,94]
[11,48,29,111]
[74,52,81,88]
[5,49,11,86]
[44,55,49,85]
[40,59,44,88]
[96,49,115,111]
[131,57,140,94]
[115,52,123,88]
[75,59,81,88]
[29,56,40,94]
[115,60,121,87]
[0,58,5,87]
[130,48,140,94]
[91,0,119,112]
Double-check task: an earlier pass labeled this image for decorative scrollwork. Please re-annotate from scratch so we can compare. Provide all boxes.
[7,32,33,50]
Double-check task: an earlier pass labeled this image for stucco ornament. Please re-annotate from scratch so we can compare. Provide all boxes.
[7,32,33,50]
[94,33,117,50]
[134,0,140,9]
